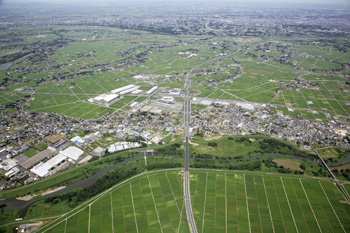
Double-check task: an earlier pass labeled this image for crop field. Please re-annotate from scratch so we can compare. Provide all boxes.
[28,100,115,120]
[26,71,138,118]
[190,171,350,233]
[41,171,190,233]
[0,92,26,106]
[2,25,348,122]
[40,170,350,233]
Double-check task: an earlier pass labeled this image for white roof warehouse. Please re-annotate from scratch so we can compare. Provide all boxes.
[30,146,84,177]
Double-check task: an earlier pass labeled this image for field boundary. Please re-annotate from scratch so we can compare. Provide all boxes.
[225,173,227,233]
[130,183,139,233]
[262,175,275,233]
[318,181,346,233]
[110,193,114,233]
[243,174,251,233]
[299,179,322,233]
[280,177,299,233]
[166,173,181,214]
[201,172,208,233]
[147,175,164,233]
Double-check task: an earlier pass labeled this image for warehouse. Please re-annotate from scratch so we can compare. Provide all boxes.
[19,147,56,170]
[60,146,84,161]
[30,153,67,177]
[119,86,140,95]
[92,93,119,106]
[146,86,158,94]
[111,85,137,94]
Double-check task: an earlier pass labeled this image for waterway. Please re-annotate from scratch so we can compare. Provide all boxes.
[0,153,144,218]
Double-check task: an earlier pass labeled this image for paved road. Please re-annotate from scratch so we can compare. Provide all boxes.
[183,35,241,233]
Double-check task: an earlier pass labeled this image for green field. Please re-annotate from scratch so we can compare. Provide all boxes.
[2,25,349,122]
[39,170,350,233]
[40,171,190,233]
[190,171,350,233]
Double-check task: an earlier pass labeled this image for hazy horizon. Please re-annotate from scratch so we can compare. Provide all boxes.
[1,0,350,6]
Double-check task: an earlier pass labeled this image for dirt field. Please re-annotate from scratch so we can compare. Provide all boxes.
[273,159,302,171]
[46,133,65,143]
[204,135,222,141]
[18,221,43,233]
[249,138,256,142]
[331,164,350,171]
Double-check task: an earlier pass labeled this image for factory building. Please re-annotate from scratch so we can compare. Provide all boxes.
[120,86,140,95]
[146,86,158,95]
[30,153,67,177]
[60,146,84,161]
[111,85,139,94]
[92,93,119,106]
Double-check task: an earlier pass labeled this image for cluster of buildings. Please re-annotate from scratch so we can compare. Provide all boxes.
[0,138,87,190]
[1,87,349,190]
[107,141,141,153]
[30,146,84,177]
[191,97,349,147]
[71,132,102,147]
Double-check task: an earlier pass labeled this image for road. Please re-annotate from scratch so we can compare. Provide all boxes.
[183,35,241,233]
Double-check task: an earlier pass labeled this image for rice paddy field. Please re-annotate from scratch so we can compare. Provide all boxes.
[2,25,349,122]
[38,170,350,233]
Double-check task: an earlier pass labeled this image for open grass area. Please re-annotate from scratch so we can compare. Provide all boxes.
[191,136,258,158]
[38,169,350,233]
[23,148,37,157]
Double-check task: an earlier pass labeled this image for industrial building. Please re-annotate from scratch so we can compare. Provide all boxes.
[162,96,174,102]
[107,142,141,153]
[89,85,141,107]
[146,86,158,95]
[133,75,149,80]
[71,136,85,146]
[30,153,67,177]
[92,146,105,157]
[5,167,20,178]
[19,147,57,170]
[92,93,119,106]
[28,146,84,177]
[0,159,17,171]
[60,146,84,161]
[119,86,140,95]
[236,102,255,110]
[111,85,140,95]
[168,91,181,96]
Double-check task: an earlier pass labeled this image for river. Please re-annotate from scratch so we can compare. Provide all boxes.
[0,153,144,218]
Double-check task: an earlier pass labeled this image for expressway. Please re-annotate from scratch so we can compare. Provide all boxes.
[183,36,241,233]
